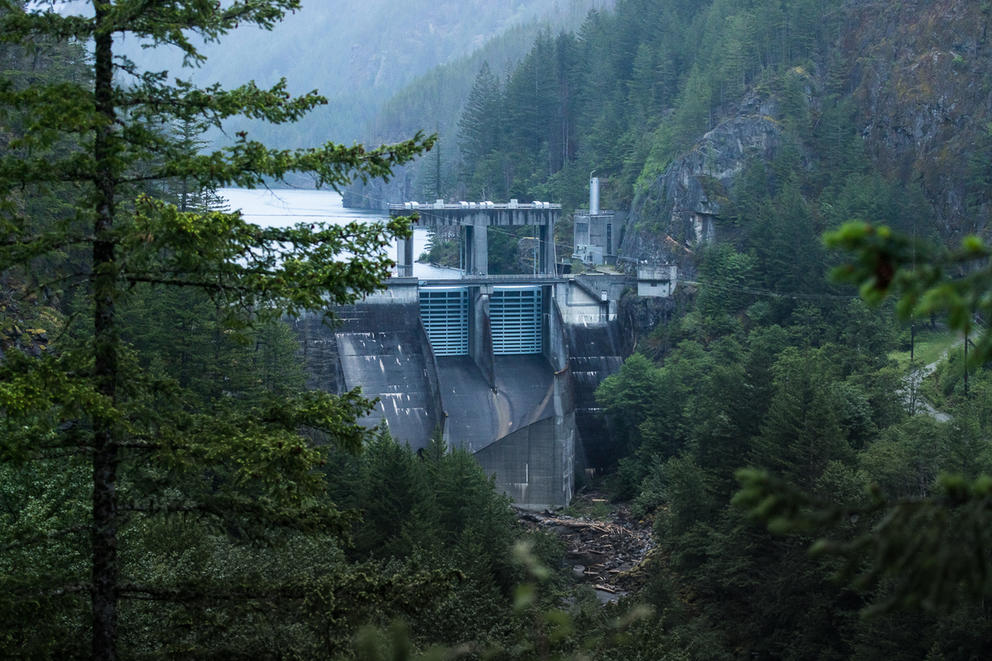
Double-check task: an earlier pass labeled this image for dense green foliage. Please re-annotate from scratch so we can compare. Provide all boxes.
[6,0,992,659]
[511,1,992,658]
[592,227,992,658]
[0,0,434,657]
[447,0,838,208]
[416,0,939,271]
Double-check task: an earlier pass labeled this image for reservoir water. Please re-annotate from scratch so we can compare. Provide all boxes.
[218,187,461,279]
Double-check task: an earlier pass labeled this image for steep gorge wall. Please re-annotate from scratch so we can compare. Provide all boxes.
[842,0,992,236]
[621,92,784,267]
[622,0,992,264]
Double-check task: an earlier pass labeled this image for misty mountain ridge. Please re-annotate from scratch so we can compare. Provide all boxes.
[116,0,614,147]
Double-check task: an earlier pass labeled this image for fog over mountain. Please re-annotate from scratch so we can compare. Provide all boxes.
[115,0,612,147]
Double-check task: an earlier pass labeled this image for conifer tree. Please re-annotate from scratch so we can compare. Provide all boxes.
[0,1,432,658]
[458,61,504,197]
[749,347,853,489]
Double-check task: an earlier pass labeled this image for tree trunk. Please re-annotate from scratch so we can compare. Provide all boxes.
[91,3,118,658]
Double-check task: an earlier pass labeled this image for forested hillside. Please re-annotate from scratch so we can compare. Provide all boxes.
[122,0,614,149]
[393,0,992,247]
[5,0,992,659]
[341,25,557,208]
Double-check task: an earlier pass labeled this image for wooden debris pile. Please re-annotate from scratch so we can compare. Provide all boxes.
[517,498,655,597]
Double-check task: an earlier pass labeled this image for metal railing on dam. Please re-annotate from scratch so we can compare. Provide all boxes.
[412,273,568,287]
[388,201,562,212]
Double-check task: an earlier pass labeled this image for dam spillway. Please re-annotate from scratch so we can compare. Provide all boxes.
[293,273,629,509]
[293,199,632,508]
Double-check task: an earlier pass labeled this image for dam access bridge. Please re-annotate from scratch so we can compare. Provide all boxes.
[293,200,631,509]
[392,199,560,277]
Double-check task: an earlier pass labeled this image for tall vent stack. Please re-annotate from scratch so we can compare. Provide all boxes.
[589,177,600,215]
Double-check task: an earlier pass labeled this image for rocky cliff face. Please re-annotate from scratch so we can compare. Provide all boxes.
[843,0,992,236]
[623,0,992,264]
[621,92,783,267]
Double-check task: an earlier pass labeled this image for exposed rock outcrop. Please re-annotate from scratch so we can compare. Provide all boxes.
[620,0,992,267]
[842,0,992,236]
[620,92,783,268]
[617,291,679,353]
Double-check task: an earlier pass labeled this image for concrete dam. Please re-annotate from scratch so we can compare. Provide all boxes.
[293,201,632,509]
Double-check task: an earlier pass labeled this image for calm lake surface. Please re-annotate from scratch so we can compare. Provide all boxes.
[218,187,461,279]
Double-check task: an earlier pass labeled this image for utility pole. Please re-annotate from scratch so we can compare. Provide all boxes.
[965,326,970,398]
[910,211,917,364]
[910,321,916,364]
[434,133,442,200]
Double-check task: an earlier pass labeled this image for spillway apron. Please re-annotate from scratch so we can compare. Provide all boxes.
[419,287,470,356]
[491,286,542,355]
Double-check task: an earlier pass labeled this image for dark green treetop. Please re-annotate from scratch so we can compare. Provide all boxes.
[737,221,992,616]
